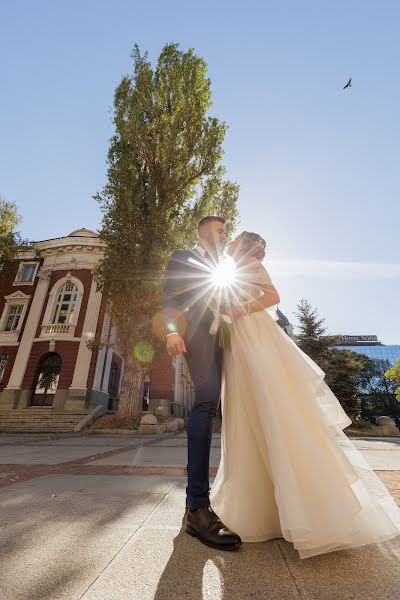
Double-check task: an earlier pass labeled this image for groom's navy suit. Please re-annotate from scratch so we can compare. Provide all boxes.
[162,247,222,511]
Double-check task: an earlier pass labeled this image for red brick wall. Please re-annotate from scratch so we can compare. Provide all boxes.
[150,355,175,401]
[0,258,43,391]
[0,258,44,344]
[21,340,80,390]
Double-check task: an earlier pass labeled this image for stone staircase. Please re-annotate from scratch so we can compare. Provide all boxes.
[0,408,93,433]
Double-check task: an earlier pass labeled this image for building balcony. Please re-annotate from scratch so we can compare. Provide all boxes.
[41,324,77,336]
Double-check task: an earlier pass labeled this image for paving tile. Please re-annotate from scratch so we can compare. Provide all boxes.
[80,527,301,600]
[0,446,113,465]
[90,446,221,468]
[276,536,400,600]
[0,489,164,600]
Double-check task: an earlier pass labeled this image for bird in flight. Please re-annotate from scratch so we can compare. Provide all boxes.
[343,77,352,90]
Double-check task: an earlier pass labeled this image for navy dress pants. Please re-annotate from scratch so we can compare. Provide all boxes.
[184,322,222,511]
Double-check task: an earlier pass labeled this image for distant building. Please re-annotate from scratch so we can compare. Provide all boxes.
[333,335,400,366]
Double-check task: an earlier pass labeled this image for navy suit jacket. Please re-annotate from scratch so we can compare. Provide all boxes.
[162,249,215,343]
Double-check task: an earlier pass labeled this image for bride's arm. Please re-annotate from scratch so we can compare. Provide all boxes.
[246,260,280,313]
[225,259,280,319]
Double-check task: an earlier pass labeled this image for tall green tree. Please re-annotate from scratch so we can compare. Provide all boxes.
[295,298,362,418]
[0,197,30,269]
[93,44,239,418]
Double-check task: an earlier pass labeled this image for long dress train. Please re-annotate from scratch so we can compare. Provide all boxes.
[209,266,400,559]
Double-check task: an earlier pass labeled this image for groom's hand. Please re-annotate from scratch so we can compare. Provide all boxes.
[166,332,187,357]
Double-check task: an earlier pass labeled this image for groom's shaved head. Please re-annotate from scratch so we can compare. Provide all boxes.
[198,216,226,234]
[197,216,226,255]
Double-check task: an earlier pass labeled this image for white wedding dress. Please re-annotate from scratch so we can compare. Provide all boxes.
[209,264,400,559]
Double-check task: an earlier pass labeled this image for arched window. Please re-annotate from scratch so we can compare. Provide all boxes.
[41,276,83,337]
[52,282,79,325]
[30,353,61,407]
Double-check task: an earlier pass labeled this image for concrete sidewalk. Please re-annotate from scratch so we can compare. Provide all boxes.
[1,432,400,600]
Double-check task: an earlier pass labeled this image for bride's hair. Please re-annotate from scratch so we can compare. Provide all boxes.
[238,231,267,260]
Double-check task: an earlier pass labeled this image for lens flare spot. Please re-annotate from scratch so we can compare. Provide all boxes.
[153,308,187,339]
[133,341,155,363]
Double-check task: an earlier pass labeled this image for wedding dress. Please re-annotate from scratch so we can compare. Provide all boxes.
[209,264,400,559]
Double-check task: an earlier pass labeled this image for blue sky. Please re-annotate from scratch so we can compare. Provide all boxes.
[1,1,399,342]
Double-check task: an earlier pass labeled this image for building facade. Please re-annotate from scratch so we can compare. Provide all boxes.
[0,228,124,413]
[333,335,400,365]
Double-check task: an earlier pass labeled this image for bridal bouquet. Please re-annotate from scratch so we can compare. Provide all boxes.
[208,299,232,349]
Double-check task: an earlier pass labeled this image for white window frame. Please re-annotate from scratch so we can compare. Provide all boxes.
[52,281,79,325]
[0,291,31,343]
[40,275,84,338]
[0,354,8,381]
[13,261,39,286]
[4,304,24,331]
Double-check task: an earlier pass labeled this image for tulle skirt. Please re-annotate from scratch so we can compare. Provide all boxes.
[209,309,400,559]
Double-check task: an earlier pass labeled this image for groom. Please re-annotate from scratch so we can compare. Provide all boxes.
[162,216,242,551]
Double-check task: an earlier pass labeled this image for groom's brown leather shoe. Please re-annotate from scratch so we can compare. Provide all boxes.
[185,505,242,550]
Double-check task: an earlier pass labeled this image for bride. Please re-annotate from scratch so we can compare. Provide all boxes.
[209,231,400,559]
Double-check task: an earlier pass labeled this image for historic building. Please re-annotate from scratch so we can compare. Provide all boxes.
[0,228,124,418]
[0,227,194,429]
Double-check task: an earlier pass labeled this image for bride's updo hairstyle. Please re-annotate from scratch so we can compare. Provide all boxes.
[238,231,267,260]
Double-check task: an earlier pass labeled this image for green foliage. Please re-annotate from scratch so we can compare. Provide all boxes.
[93,43,239,392]
[85,338,106,353]
[385,359,400,403]
[322,348,363,418]
[0,197,32,268]
[295,298,339,361]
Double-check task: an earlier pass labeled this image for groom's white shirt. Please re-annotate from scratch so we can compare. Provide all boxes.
[193,244,207,258]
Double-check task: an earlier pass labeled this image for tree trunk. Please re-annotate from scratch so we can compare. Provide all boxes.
[117,354,148,418]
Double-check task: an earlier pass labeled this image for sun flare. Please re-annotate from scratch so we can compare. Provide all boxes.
[210,255,237,289]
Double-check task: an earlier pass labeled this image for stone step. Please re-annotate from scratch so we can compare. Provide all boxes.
[0,415,88,419]
[0,419,87,424]
[0,410,93,432]
[0,414,90,419]
[0,411,91,414]
[0,424,87,431]
[0,428,81,433]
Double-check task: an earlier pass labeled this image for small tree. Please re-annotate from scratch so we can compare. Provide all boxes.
[295,298,338,363]
[93,44,239,418]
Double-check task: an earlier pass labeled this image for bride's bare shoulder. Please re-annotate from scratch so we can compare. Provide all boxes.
[246,257,266,271]
[245,259,272,283]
